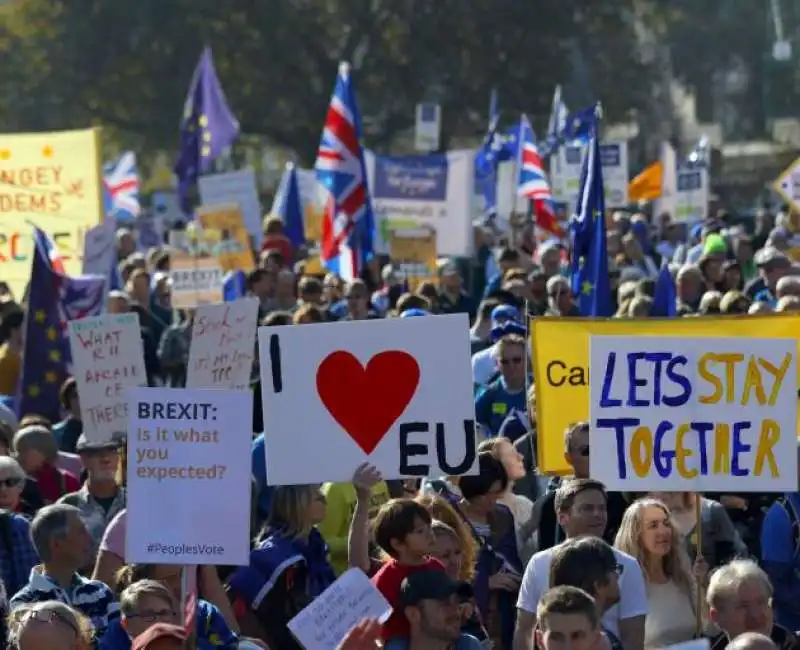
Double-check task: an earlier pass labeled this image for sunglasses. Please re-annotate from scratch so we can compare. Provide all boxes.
[22,609,78,636]
[0,478,22,489]
[500,357,524,366]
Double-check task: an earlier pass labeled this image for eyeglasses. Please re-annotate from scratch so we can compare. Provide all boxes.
[21,608,79,636]
[500,357,524,366]
[127,608,177,623]
[0,477,22,489]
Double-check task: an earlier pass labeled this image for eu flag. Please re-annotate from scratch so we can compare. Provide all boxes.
[652,263,677,317]
[569,107,612,317]
[17,229,105,422]
[174,47,239,213]
[559,104,599,145]
[277,163,306,248]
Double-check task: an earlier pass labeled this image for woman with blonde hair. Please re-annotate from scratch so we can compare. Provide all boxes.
[649,491,747,570]
[415,493,476,582]
[8,600,93,650]
[227,484,335,649]
[615,497,707,649]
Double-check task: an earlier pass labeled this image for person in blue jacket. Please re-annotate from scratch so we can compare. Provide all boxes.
[474,333,529,437]
[761,485,800,631]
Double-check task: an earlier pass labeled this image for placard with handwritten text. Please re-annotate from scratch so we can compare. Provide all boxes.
[589,336,798,492]
[68,313,147,442]
[186,298,259,390]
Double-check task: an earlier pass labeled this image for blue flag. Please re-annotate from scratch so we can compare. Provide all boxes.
[652,264,677,317]
[559,104,597,146]
[569,107,612,317]
[174,47,240,213]
[277,164,306,248]
[18,228,105,422]
[223,270,247,302]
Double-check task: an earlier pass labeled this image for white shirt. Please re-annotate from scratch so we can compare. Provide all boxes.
[516,543,649,637]
[471,344,498,387]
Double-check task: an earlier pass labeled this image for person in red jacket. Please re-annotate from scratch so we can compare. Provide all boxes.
[260,217,293,267]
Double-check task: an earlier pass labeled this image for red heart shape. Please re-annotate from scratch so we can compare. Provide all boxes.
[316,350,421,455]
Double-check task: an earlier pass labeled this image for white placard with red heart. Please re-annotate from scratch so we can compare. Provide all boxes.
[257,314,478,485]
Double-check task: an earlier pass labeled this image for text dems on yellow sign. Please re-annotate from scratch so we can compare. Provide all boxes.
[0,128,104,299]
[531,315,800,476]
[589,335,797,492]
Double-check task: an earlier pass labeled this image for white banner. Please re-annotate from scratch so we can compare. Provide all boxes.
[550,140,629,209]
[366,150,474,257]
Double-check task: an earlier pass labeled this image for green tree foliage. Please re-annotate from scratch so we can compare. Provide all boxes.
[2,0,652,163]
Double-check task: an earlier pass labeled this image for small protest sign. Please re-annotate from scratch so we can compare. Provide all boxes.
[287,568,392,650]
[126,387,252,565]
[186,298,259,390]
[169,256,223,309]
[589,335,798,492]
[68,313,147,442]
[259,314,477,485]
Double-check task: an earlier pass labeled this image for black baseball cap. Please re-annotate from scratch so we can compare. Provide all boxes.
[399,569,473,607]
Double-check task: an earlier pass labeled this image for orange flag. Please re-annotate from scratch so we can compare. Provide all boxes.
[628,161,663,201]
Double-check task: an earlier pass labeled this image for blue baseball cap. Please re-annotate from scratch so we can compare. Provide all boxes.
[400,308,430,318]
[490,304,522,324]
[490,319,526,342]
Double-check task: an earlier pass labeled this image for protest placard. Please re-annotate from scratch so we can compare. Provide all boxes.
[388,227,438,292]
[531,315,800,475]
[68,313,147,442]
[186,298,259,390]
[169,255,223,309]
[126,387,252,565]
[196,204,255,273]
[259,314,477,485]
[287,568,392,650]
[589,335,797,492]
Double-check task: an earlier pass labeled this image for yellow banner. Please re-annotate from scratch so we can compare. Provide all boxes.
[196,204,256,273]
[531,315,800,475]
[389,228,437,292]
[0,128,103,299]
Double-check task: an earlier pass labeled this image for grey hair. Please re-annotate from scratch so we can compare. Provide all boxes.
[120,579,177,618]
[546,275,569,295]
[8,600,92,647]
[30,504,81,562]
[0,456,25,482]
[107,290,129,302]
[776,275,800,294]
[707,559,772,610]
[13,425,58,464]
[727,632,778,650]
[676,264,702,281]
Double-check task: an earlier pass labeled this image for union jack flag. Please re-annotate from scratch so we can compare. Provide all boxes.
[314,62,374,281]
[516,115,562,237]
[103,151,141,220]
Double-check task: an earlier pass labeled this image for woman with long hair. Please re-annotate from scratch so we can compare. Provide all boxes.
[227,484,335,649]
[648,491,747,570]
[8,601,93,650]
[615,498,707,649]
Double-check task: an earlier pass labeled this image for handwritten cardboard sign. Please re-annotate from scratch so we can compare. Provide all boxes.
[287,568,391,650]
[126,387,252,565]
[68,313,147,442]
[258,314,478,485]
[186,298,259,390]
[589,335,798,492]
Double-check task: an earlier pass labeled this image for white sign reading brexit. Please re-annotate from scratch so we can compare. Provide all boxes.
[126,387,252,565]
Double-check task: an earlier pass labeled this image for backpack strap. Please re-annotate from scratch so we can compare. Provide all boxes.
[777,496,800,561]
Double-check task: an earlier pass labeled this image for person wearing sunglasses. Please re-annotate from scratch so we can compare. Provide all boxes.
[8,600,93,650]
[474,334,530,439]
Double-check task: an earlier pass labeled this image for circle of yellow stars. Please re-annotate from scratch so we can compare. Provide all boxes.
[25,310,63,398]
[0,145,54,161]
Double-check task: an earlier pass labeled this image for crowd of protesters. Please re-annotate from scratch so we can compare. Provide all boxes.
[0,205,799,649]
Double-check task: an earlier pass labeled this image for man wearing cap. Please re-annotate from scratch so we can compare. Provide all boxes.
[475,333,529,439]
[383,569,483,650]
[749,248,792,307]
[471,304,525,390]
[438,262,476,322]
[58,434,126,572]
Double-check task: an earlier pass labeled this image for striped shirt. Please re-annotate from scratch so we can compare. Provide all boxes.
[10,566,119,639]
